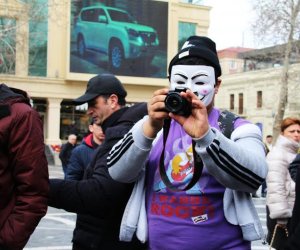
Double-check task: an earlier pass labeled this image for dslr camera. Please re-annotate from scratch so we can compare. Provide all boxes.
[164,87,191,117]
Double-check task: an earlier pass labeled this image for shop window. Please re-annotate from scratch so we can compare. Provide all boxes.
[31,98,47,135]
[32,98,47,111]
[60,100,89,141]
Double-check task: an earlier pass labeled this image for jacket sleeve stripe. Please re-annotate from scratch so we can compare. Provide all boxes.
[219,148,264,182]
[207,140,263,188]
[207,147,258,189]
[211,139,264,182]
[107,132,134,167]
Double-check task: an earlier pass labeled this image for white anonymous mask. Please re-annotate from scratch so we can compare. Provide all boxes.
[170,65,216,106]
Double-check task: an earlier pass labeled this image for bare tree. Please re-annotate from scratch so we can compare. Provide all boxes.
[252,0,300,141]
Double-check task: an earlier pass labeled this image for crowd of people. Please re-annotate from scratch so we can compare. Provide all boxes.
[0,35,300,250]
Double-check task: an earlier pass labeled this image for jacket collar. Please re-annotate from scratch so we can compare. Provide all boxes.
[276,134,300,153]
[0,84,29,119]
[101,107,128,133]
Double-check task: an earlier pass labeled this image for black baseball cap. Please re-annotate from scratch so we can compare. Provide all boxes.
[73,73,127,105]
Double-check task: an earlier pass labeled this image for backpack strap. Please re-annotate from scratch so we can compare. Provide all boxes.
[218,110,239,139]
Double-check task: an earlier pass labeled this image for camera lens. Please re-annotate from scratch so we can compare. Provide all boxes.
[165,92,184,113]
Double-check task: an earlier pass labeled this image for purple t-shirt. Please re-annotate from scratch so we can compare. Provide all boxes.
[146,108,251,250]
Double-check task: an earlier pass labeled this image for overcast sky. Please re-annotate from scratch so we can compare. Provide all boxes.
[206,0,257,50]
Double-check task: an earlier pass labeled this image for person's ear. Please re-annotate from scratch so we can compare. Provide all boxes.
[88,124,93,133]
[214,78,222,94]
[109,94,118,109]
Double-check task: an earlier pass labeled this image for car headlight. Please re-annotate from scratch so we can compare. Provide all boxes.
[127,28,139,38]
[126,28,143,44]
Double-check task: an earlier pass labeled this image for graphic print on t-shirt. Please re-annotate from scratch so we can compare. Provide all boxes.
[153,138,210,195]
[150,126,217,224]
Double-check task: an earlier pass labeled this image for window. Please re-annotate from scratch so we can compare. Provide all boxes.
[230,94,234,110]
[0,17,16,74]
[238,93,244,114]
[180,0,204,4]
[257,91,262,108]
[28,0,48,76]
[178,22,196,49]
[82,10,93,22]
[0,1,47,76]
[229,60,236,69]
[60,100,90,141]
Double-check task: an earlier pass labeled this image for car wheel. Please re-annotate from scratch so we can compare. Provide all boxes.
[77,35,86,57]
[109,41,124,71]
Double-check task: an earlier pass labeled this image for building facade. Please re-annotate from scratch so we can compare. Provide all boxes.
[2,0,299,146]
[217,47,300,137]
[0,0,210,144]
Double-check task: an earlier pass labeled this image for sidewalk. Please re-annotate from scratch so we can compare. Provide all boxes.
[48,165,64,178]
[24,165,74,250]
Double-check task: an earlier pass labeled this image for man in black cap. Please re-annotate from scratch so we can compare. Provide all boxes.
[107,36,268,249]
[48,73,147,250]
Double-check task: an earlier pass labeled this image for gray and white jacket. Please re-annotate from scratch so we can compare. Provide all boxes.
[266,135,298,224]
[107,116,268,243]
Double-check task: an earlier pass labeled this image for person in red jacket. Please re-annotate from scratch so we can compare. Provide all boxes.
[0,84,49,250]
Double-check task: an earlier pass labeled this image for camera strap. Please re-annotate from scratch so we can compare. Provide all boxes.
[159,118,203,192]
[158,110,238,192]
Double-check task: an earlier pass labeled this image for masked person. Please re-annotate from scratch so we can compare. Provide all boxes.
[48,73,148,250]
[107,36,268,250]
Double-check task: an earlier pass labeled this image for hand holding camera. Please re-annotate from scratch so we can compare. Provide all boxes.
[164,87,209,138]
[143,87,209,139]
[164,87,192,117]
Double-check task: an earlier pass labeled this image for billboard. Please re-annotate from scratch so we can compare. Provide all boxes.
[70,0,168,78]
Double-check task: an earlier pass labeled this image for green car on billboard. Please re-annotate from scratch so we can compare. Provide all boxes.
[75,5,160,72]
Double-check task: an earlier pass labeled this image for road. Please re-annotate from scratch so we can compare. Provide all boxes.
[24,165,271,250]
[69,42,167,78]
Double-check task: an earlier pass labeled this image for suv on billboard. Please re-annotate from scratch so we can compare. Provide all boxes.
[74,5,160,71]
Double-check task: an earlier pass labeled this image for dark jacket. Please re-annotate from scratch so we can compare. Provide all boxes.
[286,154,300,250]
[48,102,148,250]
[289,154,300,183]
[0,84,49,250]
[59,142,77,167]
[66,133,97,180]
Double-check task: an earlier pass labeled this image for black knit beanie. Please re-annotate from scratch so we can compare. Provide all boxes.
[168,36,222,77]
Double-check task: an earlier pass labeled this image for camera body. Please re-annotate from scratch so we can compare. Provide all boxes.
[164,87,191,117]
